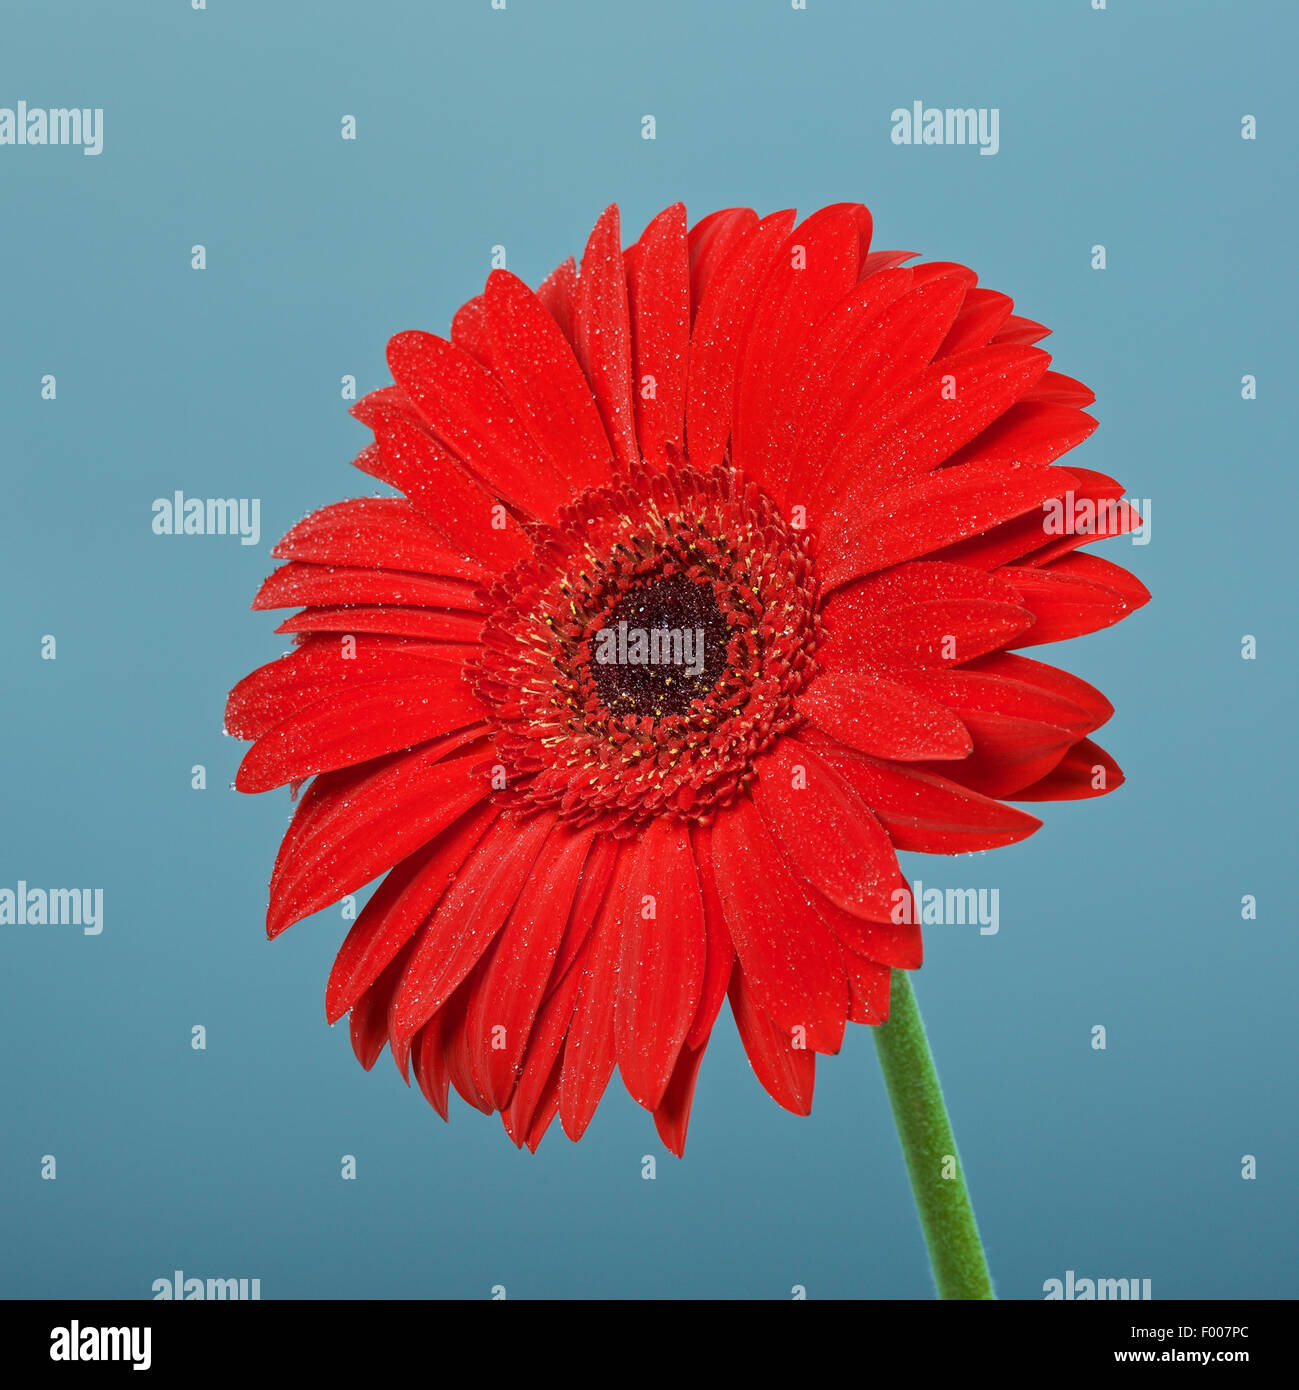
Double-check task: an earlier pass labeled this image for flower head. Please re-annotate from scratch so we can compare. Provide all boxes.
[227,202,1147,1153]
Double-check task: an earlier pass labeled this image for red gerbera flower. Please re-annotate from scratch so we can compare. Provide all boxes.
[227,201,1147,1157]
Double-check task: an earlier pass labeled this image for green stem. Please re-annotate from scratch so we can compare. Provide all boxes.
[873,969,995,1300]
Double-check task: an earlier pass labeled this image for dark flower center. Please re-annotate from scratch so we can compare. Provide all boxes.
[589,573,731,719]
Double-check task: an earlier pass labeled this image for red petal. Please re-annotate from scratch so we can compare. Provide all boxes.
[614,819,707,1110]
[537,257,578,344]
[948,401,1097,470]
[235,675,487,792]
[830,598,1034,672]
[325,801,498,1023]
[466,821,598,1110]
[812,345,1052,508]
[961,651,1114,731]
[627,203,690,465]
[894,670,1088,797]
[754,739,905,921]
[860,248,918,276]
[653,1043,707,1157]
[895,667,1098,737]
[387,813,555,1075]
[385,330,567,521]
[838,201,875,269]
[932,466,1118,570]
[684,209,796,471]
[225,635,476,742]
[992,313,1050,345]
[781,267,915,422]
[550,834,623,987]
[935,288,1014,356]
[820,460,1078,590]
[483,269,613,490]
[728,970,815,1115]
[1024,371,1095,407]
[812,739,1042,853]
[412,1008,452,1119]
[350,385,423,434]
[909,261,977,290]
[1019,471,1141,566]
[572,205,638,469]
[999,556,1149,644]
[1047,551,1151,609]
[443,968,494,1111]
[709,796,848,1054]
[687,207,757,315]
[1012,737,1124,800]
[844,954,892,1025]
[252,561,486,614]
[271,497,489,582]
[450,294,496,371]
[928,719,1074,796]
[685,822,736,1050]
[796,668,972,761]
[266,739,489,938]
[523,1072,563,1151]
[732,205,862,493]
[502,955,583,1142]
[368,409,532,572]
[819,561,1034,672]
[348,940,414,1071]
[559,875,625,1140]
[784,273,967,501]
[844,553,1028,608]
[274,606,485,643]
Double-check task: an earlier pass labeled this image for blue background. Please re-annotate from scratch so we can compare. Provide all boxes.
[1,0,1294,1300]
